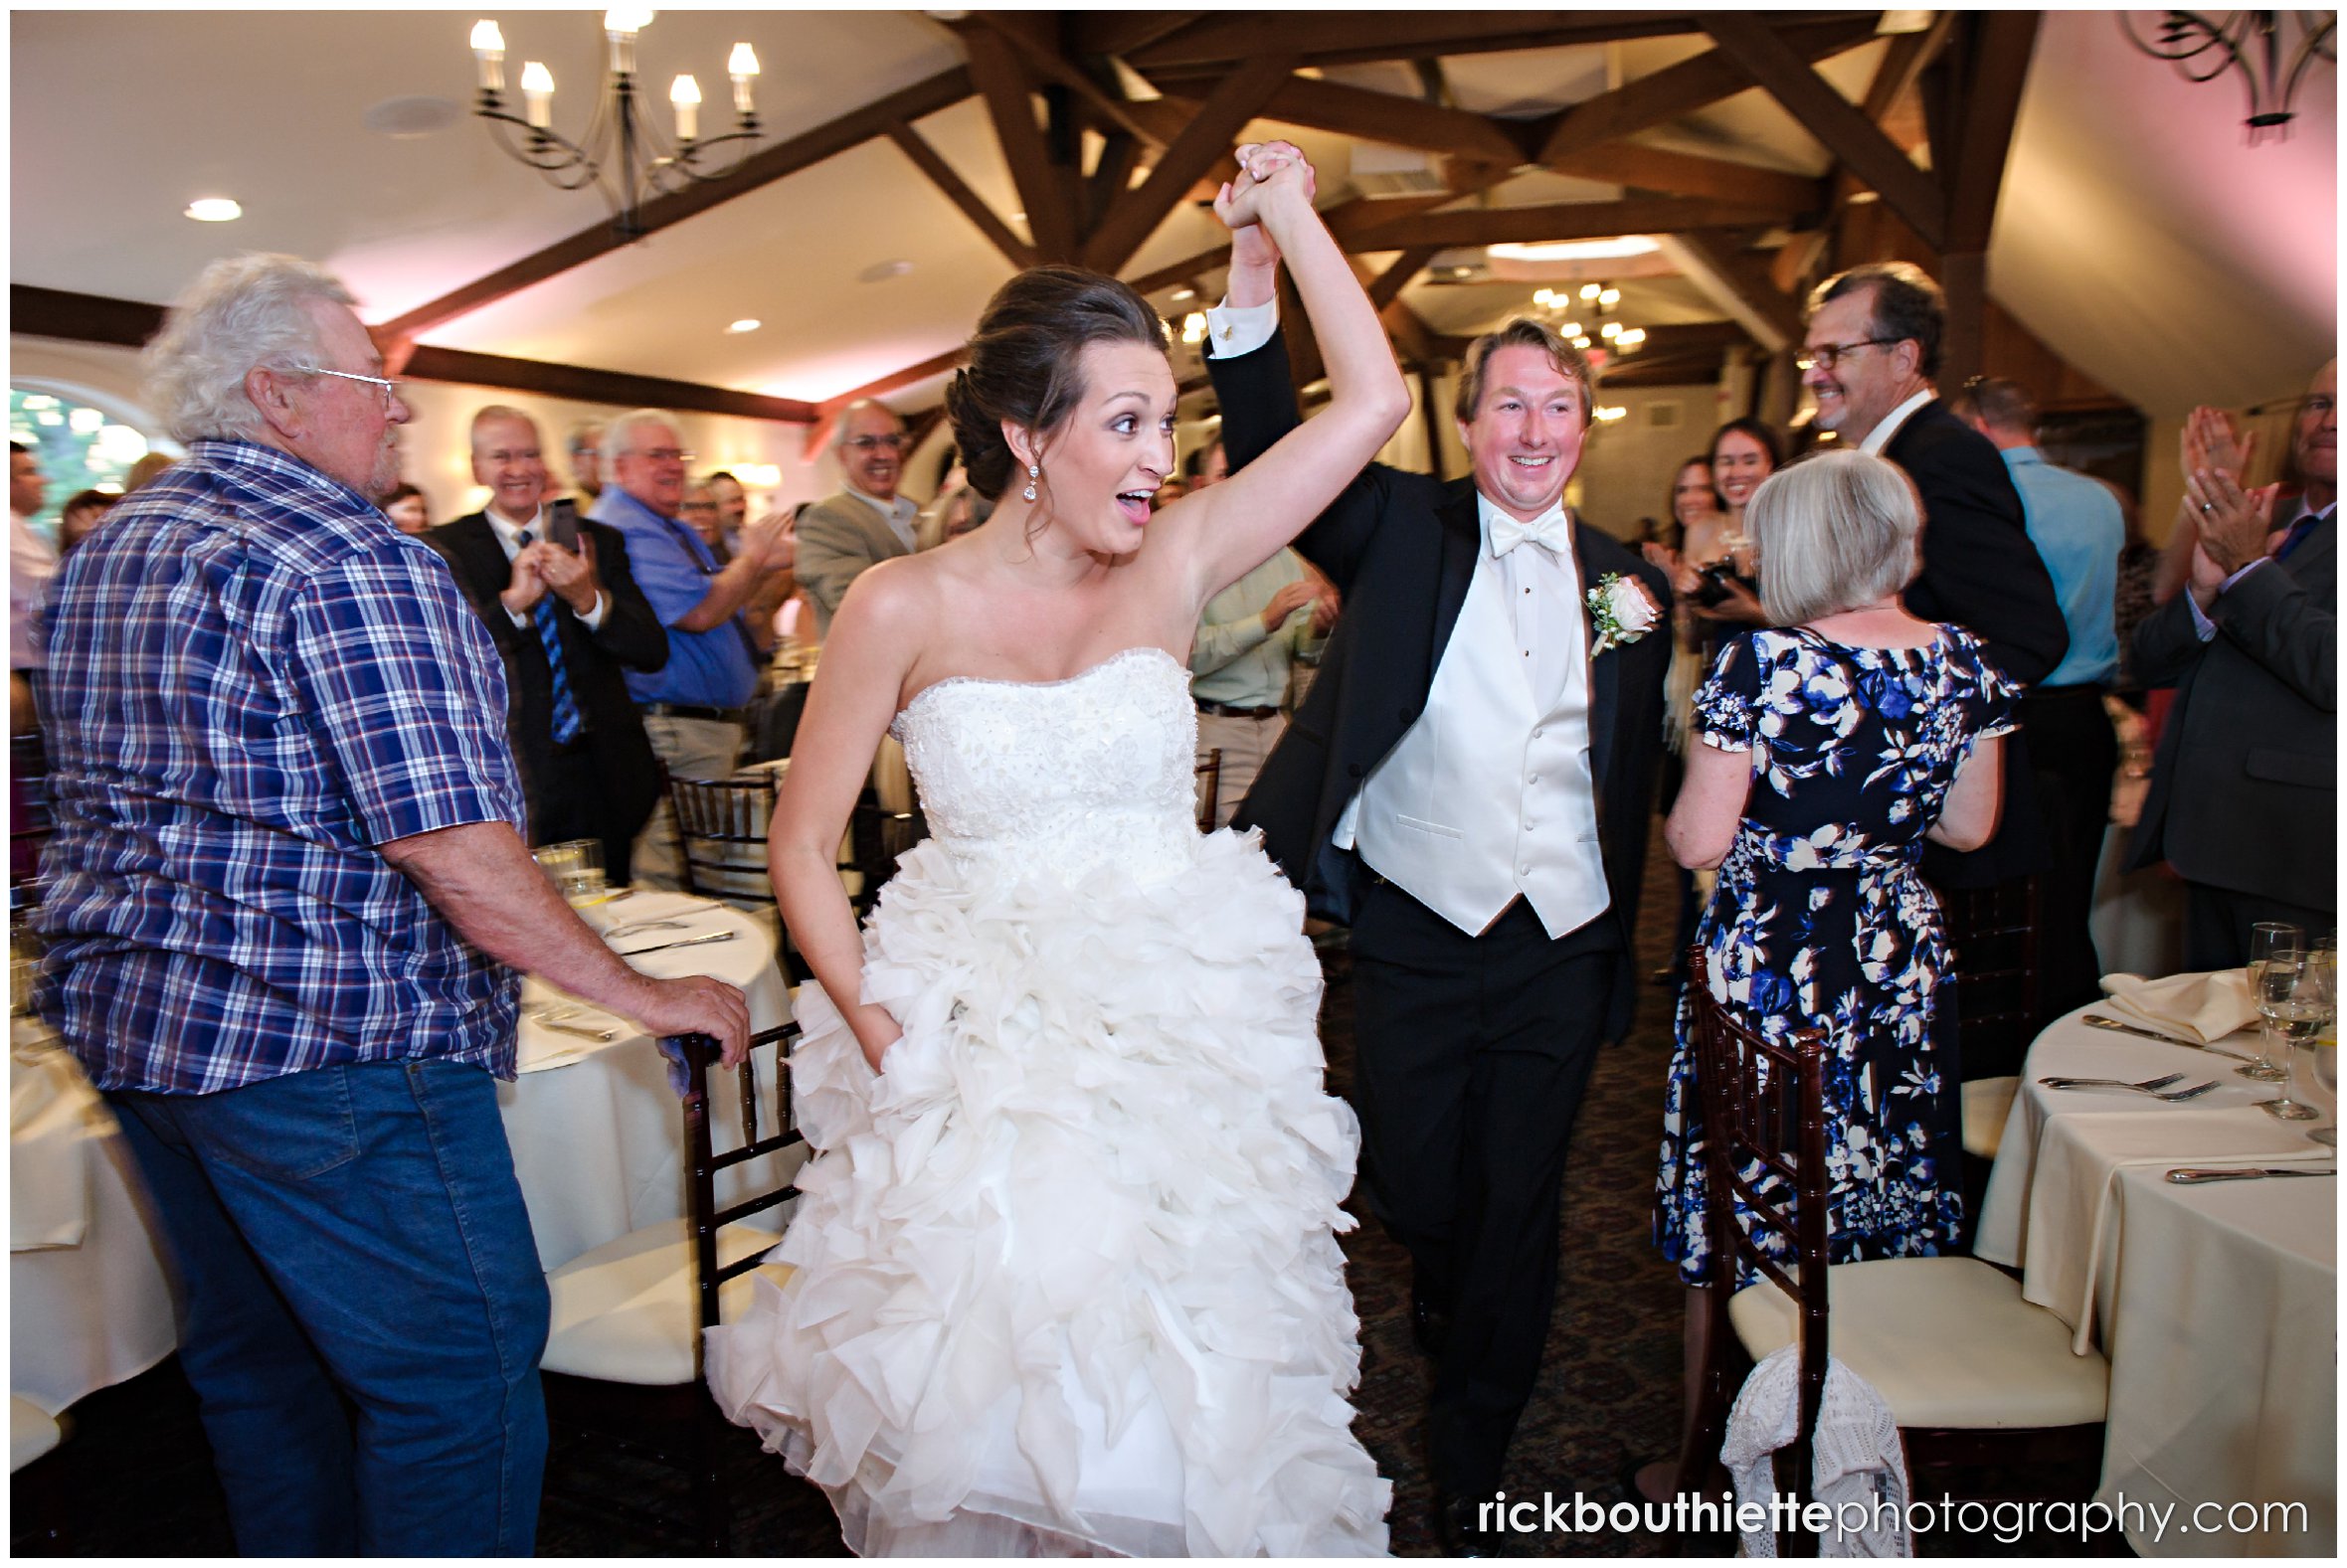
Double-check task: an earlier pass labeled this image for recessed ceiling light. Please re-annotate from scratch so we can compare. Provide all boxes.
[1009,210,1026,224]
[1170,287,1196,302]
[856,259,914,283]
[185,198,243,223]
[726,318,762,334]
[1487,237,1660,263]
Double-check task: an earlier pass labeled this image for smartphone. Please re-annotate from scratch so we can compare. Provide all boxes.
[544,500,580,552]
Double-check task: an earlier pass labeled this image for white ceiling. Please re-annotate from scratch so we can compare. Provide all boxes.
[9,9,2337,419]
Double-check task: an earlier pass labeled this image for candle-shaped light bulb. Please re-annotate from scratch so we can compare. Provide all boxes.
[1579,283,1600,301]
[521,61,554,128]
[670,75,701,142]
[1600,286,1621,307]
[603,8,649,75]
[728,43,759,115]
[470,20,506,92]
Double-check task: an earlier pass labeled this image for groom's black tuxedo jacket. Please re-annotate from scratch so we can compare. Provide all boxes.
[426,507,670,845]
[1212,327,1671,1037]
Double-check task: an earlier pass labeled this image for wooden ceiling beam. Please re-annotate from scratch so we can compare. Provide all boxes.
[1701,14,1947,252]
[1082,55,1295,273]
[883,120,1037,269]
[1365,247,1443,312]
[967,11,1168,151]
[1543,142,1827,214]
[1129,11,1705,74]
[1155,72,1526,165]
[10,284,818,423]
[1941,11,2041,252]
[1534,15,1881,165]
[1337,196,1795,251]
[963,27,1082,262]
[377,65,972,343]
[1065,11,1210,61]
[403,347,817,423]
[1655,230,1805,352]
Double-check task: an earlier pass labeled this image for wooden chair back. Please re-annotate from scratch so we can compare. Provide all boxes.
[665,772,780,906]
[1686,948,1831,1552]
[669,1023,807,1341]
[1937,875,2043,1079]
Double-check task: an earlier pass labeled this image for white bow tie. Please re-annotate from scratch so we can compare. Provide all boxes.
[1490,510,1571,558]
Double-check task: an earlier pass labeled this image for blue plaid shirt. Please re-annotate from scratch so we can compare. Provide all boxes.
[33,440,529,1094]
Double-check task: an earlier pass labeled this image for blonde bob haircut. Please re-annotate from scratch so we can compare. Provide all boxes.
[1746,449,1922,625]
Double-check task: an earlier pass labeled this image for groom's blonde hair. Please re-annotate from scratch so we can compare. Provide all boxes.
[1453,319,1594,428]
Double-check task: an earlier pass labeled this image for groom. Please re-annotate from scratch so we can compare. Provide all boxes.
[1207,171,1669,1550]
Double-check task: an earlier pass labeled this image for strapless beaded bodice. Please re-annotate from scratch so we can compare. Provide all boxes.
[889,646,1201,884]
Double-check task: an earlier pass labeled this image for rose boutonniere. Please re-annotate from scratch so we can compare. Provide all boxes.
[1587,572,1660,655]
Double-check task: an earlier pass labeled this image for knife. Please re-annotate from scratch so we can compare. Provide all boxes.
[2165,1166,2337,1183]
[616,930,737,958]
[2082,1014,2257,1063]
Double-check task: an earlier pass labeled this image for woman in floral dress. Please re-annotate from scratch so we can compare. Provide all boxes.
[1653,449,2020,1288]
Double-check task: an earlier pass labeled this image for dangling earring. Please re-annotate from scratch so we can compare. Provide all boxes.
[1021,463,1039,503]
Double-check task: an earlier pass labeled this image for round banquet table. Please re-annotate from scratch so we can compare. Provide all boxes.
[496,895,798,1271]
[9,1016,179,1417]
[1976,1003,2335,1557]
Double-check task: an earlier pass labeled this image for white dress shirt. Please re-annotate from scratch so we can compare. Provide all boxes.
[1856,387,1936,455]
[843,484,920,554]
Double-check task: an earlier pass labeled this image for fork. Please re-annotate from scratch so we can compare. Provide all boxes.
[2041,1075,2219,1102]
[2039,1073,2188,1092]
[603,918,688,941]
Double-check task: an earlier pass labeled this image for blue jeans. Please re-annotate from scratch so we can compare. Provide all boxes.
[111,1060,549,1556]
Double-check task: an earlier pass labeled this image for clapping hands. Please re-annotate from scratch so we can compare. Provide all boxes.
[502,532,603,617]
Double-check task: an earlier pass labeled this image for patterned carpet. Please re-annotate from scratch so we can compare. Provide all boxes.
[12,822,2120,1557]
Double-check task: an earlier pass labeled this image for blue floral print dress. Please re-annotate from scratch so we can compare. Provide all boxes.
[1654,624,2019,1287]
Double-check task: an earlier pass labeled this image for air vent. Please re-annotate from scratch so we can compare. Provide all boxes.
[1349,141,1449,198]
[1646,402,1683,430]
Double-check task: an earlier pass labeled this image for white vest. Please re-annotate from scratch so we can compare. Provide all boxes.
[1345,529,1609,938]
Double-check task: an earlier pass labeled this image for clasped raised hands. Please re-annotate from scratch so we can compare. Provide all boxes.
[502,532,603,617]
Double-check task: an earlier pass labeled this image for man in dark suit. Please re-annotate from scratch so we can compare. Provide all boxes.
[1208,225,1670,1549]
[429,407,668,883]
[1802,263,2071,898]
[2128,360,2336,967]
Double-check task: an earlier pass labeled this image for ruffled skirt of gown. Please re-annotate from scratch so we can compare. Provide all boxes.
[703,829,1391,1556]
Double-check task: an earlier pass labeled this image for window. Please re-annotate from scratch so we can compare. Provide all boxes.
[9,388,173,536]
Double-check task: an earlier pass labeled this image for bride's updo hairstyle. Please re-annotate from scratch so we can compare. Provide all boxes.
[946,265,1167,501]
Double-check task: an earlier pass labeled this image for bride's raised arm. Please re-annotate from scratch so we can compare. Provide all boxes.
[1160,144,1409,603]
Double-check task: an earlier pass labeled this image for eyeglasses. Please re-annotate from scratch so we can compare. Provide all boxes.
[630,447,695,464]
[679,499,718,512]
[1794,338,1899,373]
[846,433,906,452]
[288,364,405,408]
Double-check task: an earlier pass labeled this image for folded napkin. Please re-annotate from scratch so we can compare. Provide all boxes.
[2101,968,2258,1045]
[574,890,724,936]
[2028,1107,2324,1349]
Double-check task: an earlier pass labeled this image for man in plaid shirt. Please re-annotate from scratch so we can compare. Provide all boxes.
[34,255,750,1556]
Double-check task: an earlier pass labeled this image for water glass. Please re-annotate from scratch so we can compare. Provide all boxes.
[2243,922,2303,1082]
[534,838,607,905]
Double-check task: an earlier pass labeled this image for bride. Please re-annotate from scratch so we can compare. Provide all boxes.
[703,143,1410,1556]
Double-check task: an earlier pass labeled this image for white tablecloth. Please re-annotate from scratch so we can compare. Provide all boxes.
[1977,1004,2336,1556]
[497,897,798,1270]
[9,1020,179,1417]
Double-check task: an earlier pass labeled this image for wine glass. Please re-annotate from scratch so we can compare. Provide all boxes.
[2305,940,2339,1143]
[2257,954,2326,1121]
[2242,922,2302,1082]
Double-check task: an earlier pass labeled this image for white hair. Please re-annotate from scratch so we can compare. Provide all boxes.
[1748,449,1922,624]
[142,254,355,444]
[603,409,681,462]
[829,397,904,455]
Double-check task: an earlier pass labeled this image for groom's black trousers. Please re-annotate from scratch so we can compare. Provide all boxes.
[1348,877,1621,1499]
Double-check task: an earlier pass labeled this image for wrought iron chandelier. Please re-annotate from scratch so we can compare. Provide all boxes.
[2119,10,2337,142]
[1529,282,1647,363]
[468,11,767,240]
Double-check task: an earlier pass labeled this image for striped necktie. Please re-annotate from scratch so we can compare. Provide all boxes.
[517,530,584,744]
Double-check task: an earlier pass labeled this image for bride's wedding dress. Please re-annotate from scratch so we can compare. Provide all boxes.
[705,646,1389,1556]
